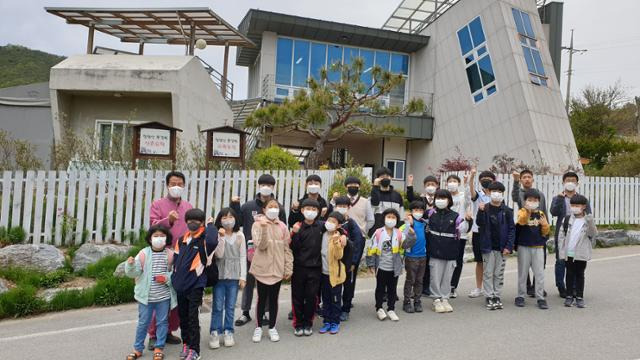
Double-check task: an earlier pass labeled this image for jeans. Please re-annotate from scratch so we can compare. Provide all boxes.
[211,280,239,334]
[134,299,171,352]
[320,274,342,324]
[177,287,204,354]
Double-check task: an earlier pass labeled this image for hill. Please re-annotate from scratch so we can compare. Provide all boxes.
[0,44,65,88]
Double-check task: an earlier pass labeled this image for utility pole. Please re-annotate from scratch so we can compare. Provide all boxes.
[562,29,588,114]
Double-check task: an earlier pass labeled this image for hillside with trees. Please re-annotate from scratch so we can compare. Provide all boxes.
[0,44,65,88]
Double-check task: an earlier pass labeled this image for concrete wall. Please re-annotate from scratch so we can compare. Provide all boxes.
[0,105,52,168]
[407,0,580,183]
[258,32,278,98]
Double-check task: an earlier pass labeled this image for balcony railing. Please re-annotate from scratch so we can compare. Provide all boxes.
[197,56,234,101]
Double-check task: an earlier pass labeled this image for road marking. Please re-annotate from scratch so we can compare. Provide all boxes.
[1,251,638,343]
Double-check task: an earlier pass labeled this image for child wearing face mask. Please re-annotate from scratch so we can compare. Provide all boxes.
[557,195,597,308]
[426,190,470,313]
[250,199,293,343]
[446,174,473,298]
[468,169,496,298]
[400,201,428,314]
[514,190,550,310]
[125,225,177,360]
[366,208,416,322]
[406,174,439,209]
[289,174,333,227]
[370,167,405,237]
[476,182,515,311]
[208,208,246,350]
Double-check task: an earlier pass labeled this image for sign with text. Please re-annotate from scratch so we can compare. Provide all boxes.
[139,128,171,155]
[212,132,241,158]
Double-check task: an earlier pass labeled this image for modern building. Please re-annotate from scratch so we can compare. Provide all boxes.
[235,0,578,186]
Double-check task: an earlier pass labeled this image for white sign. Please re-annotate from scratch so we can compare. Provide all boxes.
[139,128,171,155]
[212,132,241,158]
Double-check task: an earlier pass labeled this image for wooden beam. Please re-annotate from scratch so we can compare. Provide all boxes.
[188,21,196,55]
[138,41,144,55]
[87,23,95,54]
[222,41,230,99]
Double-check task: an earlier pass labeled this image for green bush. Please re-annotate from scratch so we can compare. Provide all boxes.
[328,162,373,199]
[48,288,95,312]
[0,285,46,318]
[0,267,70,288]
[83,255,126,279]
[0,226,26,246]
[40,269,71,288]
[247,145,300,170]
[93,276,134,306]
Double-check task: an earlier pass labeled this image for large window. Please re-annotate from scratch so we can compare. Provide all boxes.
[457,17,497,104]
[386,159,405,180]
[274,36,410,106]
[512,8,547,87]
[95,120,138,160]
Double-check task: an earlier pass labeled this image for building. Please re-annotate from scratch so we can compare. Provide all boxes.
[234,0,579,186]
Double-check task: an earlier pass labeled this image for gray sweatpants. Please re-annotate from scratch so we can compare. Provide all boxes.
[482,250,506,298]
[429,258,457,300]
[517,246,545,300]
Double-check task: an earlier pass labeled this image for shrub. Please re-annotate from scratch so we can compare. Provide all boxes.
[328,162,373,199]
[47,288,95,312]
[0,285,46,318]
[92,276,134,306]
[0,226,26,246]
[83,255,126,279]
[40,269,71,288]
[247,145,300,170]
[0,267,70,288]
[598,149,640,176]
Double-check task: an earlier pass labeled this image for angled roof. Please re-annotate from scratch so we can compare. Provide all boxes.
[236,9,429,67]
[45,7,255,47]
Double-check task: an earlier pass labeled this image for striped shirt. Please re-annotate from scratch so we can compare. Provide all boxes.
[148,250,171,302]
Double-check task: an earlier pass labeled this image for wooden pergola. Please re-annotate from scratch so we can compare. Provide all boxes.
[46,7,255,98]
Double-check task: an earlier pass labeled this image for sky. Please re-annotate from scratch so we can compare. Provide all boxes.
[1,0,639,102]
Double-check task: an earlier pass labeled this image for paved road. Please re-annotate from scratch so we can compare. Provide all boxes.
[1,246,639,360]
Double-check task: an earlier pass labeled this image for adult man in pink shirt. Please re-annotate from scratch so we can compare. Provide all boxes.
[147,171,193,350]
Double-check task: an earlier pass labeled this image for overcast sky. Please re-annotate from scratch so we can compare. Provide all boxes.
[2,0,639,101]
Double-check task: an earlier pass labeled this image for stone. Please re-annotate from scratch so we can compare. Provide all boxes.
[0,278,9,294]
[113,261,127,278]
[596,230,630,248]
[38,287,84,302]
[627,231,640,246]
[0,244,65,272]
[72,243,132,271]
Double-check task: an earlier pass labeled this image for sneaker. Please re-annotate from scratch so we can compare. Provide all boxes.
[303,327,313,336]
[387,310,400,321]
[486,297,496,310]
[268,328,280,342]
[493,297,504,309]
[179,344,189,360]
[376,308,387,321]
[288,310,294,320]
[514,297,525,307]
[575,297,586,308]
[450,288,458,298]
[235,313,251,327]
[340,312,349,322]
[558,287,567,298]
[185,350,201,360]
[537,299,549,310]
[148,337,156,351]
[564,296,574,307]
[223,331,235,347]
[252,327,263,343]
[469,288,483,298]
[442,299,453,312]
[208,331,220,349]
[166,333,182,345]
[329,323,340,334]
[319,323,331,334]
[402,300,414,313]
[432,299,445,313]
[294,327,304,337]
[527,287,535,298]
[414,300,423,313]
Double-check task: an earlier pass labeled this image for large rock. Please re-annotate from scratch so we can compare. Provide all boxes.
[72,243,133,271]
[0,244,65,272]
[113,261,127,278]
[627,231,640,245]
[596,230,630,248]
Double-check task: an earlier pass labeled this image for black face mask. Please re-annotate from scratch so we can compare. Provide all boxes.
[381,178,391,187]
[187,222,201,232]
[347,187,359,196]
[481,179,492,189]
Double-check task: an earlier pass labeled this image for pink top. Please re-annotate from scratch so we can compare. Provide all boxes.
[149,197,193,246]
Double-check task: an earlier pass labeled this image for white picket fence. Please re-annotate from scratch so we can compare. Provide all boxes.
[440,172,640,226]
[0,169,371,245]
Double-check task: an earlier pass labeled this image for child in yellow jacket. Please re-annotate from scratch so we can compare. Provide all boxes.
[319,211,349,335]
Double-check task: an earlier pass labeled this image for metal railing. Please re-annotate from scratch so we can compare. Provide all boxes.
[196,56,234,101]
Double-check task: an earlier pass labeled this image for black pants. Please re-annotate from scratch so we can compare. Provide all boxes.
[375,269,398,311]
[422,255,431,295]
[177,287,204,354]
[565,257,587,298]
[291,267,320,329]
[451,239,467,289]
[321,274,342,324]
[342,261,359,312]
[256,280,281,329]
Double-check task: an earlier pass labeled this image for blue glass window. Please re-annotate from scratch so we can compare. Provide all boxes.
[390,54,409,75]
[478,55,495,85]
[343,47,359,65]
[310,43,327,82]
[292,40,310,87]
[469,17,486,47]
[457,27,473,55]
[360,49,374,87]
[275,38,293,85]
[521,12,535,38]
[512,8,525,35]
[276,88,289,97]
[375,51,390,71]
[327,45,343,82]
[457,16,497,103]
[512,8,547,86]
[531,49,545,76]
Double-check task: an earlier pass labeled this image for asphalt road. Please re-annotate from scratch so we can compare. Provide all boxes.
[1,246,639,360]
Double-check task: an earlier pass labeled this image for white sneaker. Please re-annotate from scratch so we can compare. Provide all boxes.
[223,331,235,347]
[268,328,280,342]
[442,299,454,312]
[468,288,483,298]
[387,310,400,321]
[433,299,446,313]
[208,331,220,349]
[376,308,387,321]
[252,327,263,343]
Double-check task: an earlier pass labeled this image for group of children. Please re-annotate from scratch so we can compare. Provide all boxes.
[125,168,597,359]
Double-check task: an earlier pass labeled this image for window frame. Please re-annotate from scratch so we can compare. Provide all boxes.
[457,16,498,104]
[386,159,406,181]
[512,8,549,87]
[94,119,143,160]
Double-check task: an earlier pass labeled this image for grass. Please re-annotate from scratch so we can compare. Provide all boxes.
[0,267,71,289]
[83,255,125,279]
[0,285,46,318]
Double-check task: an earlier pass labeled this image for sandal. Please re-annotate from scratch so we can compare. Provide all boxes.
[153,352,165,360]
[126,352,142,360]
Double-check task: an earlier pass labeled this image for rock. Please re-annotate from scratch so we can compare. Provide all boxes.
[38,287,84,302]
[113,261,127,278]
[0,244,65,272]
[72,243,132,271]
[0,278,9,294]
[627,231,640,246]
[596,230,630,248]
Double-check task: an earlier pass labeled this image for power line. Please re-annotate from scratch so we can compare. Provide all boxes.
[562,29,588,114]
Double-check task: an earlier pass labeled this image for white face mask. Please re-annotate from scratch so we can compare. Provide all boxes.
[425,185,437,195]
[571,206,583,215]
[168,186,183,199]
[447,182,459,192]
[303,210,318,221]
[336,207,348,215]
[221,219,235,229]
[307,184,321,194]
[385,218,397,228]
[564,182,577,192]
[259,186,273,197]
[490,191,504,202]
[525,201,539,210]
[325,222,336,232]
[265,207,279,220]
[412,212,424,220]
[151,236,166,250]
[435,199,448,209]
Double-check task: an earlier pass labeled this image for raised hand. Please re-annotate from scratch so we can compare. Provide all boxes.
[407,174,414,186]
